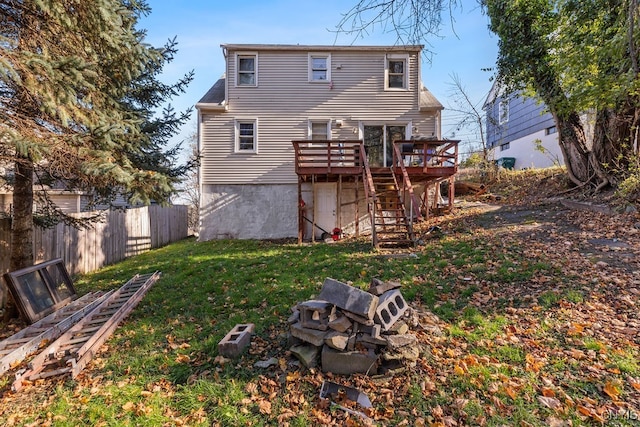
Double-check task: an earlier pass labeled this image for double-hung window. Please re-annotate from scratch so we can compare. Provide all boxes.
[310,120,330,140]
[309,53,331,82]
[237,54,257,86]
[385,54,409,90]
[235,119,257,152]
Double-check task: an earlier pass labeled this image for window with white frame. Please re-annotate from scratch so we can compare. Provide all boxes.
[237,54,257,86]
[310,120,330,140]
[309,54,331,82]
[385,54,409,89]
[235,120,257,152]
[498,99,509,125]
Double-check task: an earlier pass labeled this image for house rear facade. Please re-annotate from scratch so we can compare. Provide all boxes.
[196,44,447,242]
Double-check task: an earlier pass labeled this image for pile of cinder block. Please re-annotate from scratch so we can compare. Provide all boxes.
[287,277,420,375]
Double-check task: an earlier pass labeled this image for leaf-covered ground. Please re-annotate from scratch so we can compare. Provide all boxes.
[1,169,639,426]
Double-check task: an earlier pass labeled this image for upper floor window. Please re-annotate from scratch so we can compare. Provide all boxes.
[546,125,557,135]
[309,54,331,82]
[310,120,330,140]
[500,142,510,151]
[237,54,257,86]
[235,119,257,152]
[499,99,509,125]
[385,54,409,90]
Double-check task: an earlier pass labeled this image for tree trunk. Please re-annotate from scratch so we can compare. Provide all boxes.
[553,111,593,186]
[5,156,34,321]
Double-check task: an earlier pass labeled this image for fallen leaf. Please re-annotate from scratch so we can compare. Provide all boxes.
[627,375,640,391]
[541,387,556,397]
[257,399,272,415]
[537,396,562,410]
[603,380,621,400]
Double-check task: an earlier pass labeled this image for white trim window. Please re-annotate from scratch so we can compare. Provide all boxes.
[309,120,331,140]
[235,119,257,152]
[236,53,257,86]
[309,53,331,82]
[499,99,509,125]
[385,54,409,90]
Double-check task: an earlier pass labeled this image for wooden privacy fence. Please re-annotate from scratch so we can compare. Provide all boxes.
[0,205,188,280]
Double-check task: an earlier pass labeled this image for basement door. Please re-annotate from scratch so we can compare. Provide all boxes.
[315,183,337,239]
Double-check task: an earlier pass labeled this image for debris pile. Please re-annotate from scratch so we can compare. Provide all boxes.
[287,277,422,375]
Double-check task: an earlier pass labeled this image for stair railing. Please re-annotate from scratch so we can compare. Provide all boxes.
[392,143,422,222]
[359,142,379,248]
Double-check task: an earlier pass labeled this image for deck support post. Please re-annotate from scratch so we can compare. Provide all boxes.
[297,179,303,244]
[355,175,359,237]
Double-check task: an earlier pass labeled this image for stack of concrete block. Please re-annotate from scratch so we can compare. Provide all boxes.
[288,277,419,375]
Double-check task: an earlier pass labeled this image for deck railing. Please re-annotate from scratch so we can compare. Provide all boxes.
[391,139,460,175]
[292,140,363,175]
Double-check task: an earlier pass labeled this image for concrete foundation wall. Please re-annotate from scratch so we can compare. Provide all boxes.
[199,184,299,240]
[199,182,376,241]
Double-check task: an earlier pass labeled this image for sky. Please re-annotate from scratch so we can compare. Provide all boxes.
[140,0,499,157]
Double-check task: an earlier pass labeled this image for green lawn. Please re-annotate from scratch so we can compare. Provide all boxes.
[1,197,639,425]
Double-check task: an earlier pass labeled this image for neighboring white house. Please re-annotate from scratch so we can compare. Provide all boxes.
[483,82,564,169]
[196,44,446,241]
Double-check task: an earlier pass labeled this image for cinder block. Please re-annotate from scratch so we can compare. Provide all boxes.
[290,322,327,346]
[321,346,378,375]
[290,344,320,368]
[358,323,381,339]
[328,314,353,333]
[299,300,333,331]
[368,278,402,296]
[318,278,379,320]
[218,323,255,358]
[375,290,408,331]
[324,331,349,351]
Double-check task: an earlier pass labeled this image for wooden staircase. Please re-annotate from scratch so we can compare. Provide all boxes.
[370,169,415,248]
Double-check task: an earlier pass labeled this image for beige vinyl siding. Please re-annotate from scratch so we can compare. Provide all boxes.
[200,48,437,185]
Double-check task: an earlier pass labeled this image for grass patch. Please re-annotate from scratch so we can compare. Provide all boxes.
[2,171,639,426]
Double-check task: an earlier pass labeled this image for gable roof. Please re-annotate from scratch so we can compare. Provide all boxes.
[196,76,226,110]
[420,86,444,111]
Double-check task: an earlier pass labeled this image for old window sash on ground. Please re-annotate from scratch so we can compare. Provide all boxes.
[3,258,76,324]
[385,54,409,90]
[309,53,331,82]
[236,53,257,86]
[235,119,258,152]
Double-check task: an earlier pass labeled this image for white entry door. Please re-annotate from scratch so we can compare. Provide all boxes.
[315,183,337,239]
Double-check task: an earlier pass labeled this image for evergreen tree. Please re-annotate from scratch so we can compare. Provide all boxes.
[1,0,192,318]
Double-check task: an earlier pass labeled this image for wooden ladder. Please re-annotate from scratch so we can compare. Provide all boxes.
[12,272,161,391]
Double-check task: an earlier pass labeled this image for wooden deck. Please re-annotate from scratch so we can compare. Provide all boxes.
[292,139,459,247]
[292,139,459,179]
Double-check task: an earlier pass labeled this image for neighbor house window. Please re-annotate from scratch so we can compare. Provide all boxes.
[500,142,510,151]
[499,100,509,124]
[237,54,257,86]
[309,54,331,82]
[385,54,409,89]
[546,125,557,135]
[235,120,257,152]
[310,120,330,140]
